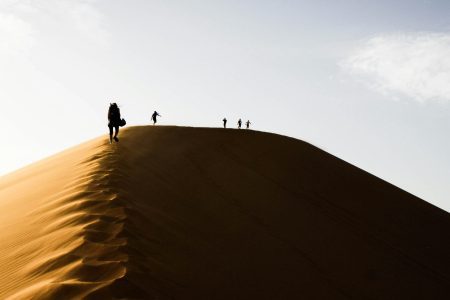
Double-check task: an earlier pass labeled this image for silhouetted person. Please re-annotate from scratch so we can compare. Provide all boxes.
[246,120,251,129]
[238,118,242,129]
[223,118,227,128]
[108,103,121,143]
[152,111,161,125]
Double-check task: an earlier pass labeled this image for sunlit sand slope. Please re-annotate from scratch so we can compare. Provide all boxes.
[0,126,449,299]
[0,137,126,299]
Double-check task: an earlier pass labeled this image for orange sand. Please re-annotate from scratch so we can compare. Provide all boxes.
[0,126,449,299]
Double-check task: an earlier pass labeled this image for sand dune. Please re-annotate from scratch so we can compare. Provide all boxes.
[0,126,449,299]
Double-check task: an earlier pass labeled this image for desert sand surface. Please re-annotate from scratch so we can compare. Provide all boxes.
[0,126,449,299]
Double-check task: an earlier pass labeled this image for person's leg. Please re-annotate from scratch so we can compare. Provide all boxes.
[114,126,119,142]
[108,125,113,143]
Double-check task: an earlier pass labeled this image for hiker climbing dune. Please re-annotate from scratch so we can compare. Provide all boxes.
[108,103,126,143]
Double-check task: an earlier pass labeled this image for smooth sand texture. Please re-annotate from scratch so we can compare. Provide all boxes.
[0,126,449,299]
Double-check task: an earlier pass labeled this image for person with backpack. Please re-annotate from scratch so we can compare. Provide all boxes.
[152,111,161,125]
[238,118,242,129]
[108,103,122,143]
[246,120,251,129]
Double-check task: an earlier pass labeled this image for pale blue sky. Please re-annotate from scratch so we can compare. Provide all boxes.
[0,0,449,211]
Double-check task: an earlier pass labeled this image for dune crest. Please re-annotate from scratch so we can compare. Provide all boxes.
[0,126,449,299]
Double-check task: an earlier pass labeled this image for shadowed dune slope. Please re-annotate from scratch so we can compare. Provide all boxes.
[0,126,449,299]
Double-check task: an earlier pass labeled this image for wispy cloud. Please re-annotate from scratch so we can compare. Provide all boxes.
[341,32,450,103]
[68,0,109,43]
[0,0,108,154]
[0,0,108,59]
[0,11,34,59]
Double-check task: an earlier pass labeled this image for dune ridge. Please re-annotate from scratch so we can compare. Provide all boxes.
[1,126,450,299]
